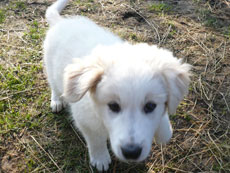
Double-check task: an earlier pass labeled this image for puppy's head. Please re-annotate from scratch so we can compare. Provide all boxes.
[63,43,191,162]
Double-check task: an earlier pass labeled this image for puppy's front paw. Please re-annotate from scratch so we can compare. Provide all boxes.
[51,100,66,113]
[90,151,111,171]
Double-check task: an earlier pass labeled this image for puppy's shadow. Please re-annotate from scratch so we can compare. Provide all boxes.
[107,157,147,173]
[50,108,148,173]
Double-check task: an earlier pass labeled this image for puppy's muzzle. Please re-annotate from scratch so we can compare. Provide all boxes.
[121,144,142,160]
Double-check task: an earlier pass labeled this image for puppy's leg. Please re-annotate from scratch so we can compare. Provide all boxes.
[81,127,111,171]
[50,90,66,113]
[154,112,173,145]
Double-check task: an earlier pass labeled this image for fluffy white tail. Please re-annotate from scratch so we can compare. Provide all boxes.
[45,0,70,26]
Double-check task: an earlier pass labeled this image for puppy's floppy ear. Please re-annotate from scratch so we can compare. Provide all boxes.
[162,62,191,114]
[63,58,104,103]
[155,112,173,145]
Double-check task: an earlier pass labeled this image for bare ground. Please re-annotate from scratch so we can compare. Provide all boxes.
[0,0,230,172]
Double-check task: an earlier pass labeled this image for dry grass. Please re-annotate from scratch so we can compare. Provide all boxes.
[0,0,230,172]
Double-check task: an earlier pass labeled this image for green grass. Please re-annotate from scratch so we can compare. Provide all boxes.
[148,3,172,13]
[0,9,5,23]
[15,1,26,10]
[24,21,45,41]
[0,62,42,132]
[199,9,218,27]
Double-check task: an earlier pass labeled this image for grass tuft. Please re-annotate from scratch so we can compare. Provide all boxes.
[0,9,5,23]
[148,3,172,13]
[15,1,26,10]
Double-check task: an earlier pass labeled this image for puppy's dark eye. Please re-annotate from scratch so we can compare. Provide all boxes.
[143,102,156,114]
[108,102,121,113]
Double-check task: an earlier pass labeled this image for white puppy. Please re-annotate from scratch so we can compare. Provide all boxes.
[43,0,191,171]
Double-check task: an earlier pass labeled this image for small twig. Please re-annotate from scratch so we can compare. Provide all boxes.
[148,153,159,171]
[31,135,63,173]
[164,166,188,173]
[17,136,52,173]
[0,42,40,52]
[0,87,42,101]
[122,3,161,44]
[0,28,26,32]
[7,30,10,42]
[89,164,94,173]
[187,157,203,172]
[161,144,165,173]
[206,142,223,170]
[207,130,222,154]
[14,30,27,44]
[70,123,86,147]
[198,76,210,101]
[159,24,171,45]
[98,0,106,17]
[0,70,6,80]
[219,92,230,112]
[186,149,209,158]
[224,0,230,7]
[189,35,213,56]
[112,159,117,173]
[221,41,226,60]
[178,135,200,169]
[190,98,197,113]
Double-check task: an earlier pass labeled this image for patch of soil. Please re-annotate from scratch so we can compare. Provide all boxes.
[1,150,25,173]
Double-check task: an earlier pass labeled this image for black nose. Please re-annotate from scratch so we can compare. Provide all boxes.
[121,144,142,160]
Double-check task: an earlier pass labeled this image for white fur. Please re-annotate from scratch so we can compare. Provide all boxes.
[43,0,191,171]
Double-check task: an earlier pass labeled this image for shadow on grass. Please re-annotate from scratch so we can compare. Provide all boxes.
[44,109,148,172]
